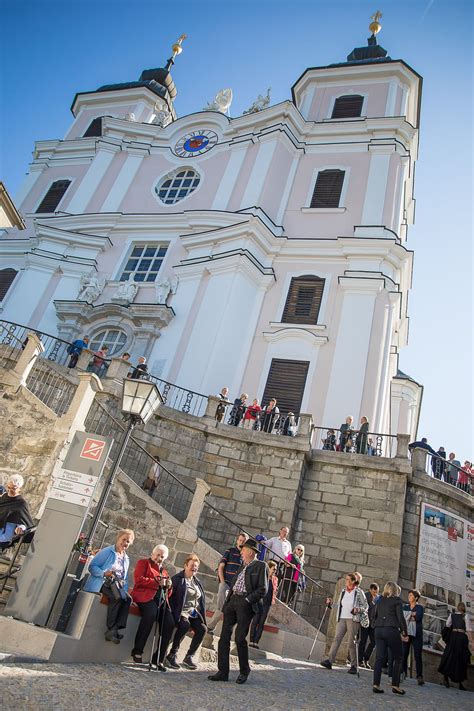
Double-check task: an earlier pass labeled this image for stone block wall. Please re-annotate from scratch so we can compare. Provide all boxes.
[296,449,411,626]
[0,384,66,517]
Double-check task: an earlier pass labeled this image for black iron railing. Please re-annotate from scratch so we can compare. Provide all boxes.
[418,450,471,494]
[0,320,29,369]
[147,373,208,418]
[312,425,396,457]
[84,399,195,524]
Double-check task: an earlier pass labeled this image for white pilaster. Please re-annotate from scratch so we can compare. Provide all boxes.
[101,151,146,212]
[66,146,117,213]
[14,164,44,209]
[361,148,392,225]
[276,155,299,225]
[211,145,247,210]
[240,139,277,209]
[322,277,384,427]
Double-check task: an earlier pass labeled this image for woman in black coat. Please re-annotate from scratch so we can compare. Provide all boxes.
[372,581,409,696]
[228,394,248,426]
[356,416,369,454]
[165,554,207,670]
[438,602,471,690]
[0,475,33,550]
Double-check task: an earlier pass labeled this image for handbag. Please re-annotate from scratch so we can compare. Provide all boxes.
[103,574,126,601]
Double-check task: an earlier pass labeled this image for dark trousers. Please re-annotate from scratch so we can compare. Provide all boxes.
[68,353,79,368]
[280,579,297,606]
[250,603,271,644]
[374,627,403,687]
[402,635,423,677]
[170,615,206,657]
[101,586,131,630]
[218,594,254,676]
[133,598,174,663]
[359,625,376,662]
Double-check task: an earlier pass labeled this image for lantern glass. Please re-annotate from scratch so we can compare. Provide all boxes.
[121,378,163,424]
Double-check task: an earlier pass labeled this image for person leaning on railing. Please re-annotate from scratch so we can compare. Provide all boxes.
[0,475,34,551]
[66,335,89,369]
[83,529,134,644]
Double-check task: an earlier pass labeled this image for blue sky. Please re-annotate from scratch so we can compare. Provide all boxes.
[1,0,472,458]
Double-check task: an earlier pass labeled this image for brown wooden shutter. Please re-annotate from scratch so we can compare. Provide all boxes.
[310,169,344,208]
[0,268,17,301]
[282,275,325,324]
[83,117,103,137]
[331,95,364,119]
[36,180,71,213]
[261,358,309,416]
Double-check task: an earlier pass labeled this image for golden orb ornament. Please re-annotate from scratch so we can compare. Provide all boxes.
[369,10,382,36]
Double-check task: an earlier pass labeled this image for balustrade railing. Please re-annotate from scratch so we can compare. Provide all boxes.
[225,406,300,437]
[197,498,329,628]
[312,425,396,458]
[147,373,208,418]
[26,361,76,416]
[418,450,471,494]
[0,320,29,369]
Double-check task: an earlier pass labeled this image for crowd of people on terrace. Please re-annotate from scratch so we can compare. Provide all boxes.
[408,437,472,494]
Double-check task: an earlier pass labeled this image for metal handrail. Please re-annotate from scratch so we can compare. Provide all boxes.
[312,424,396,457]
[417,449,471,492]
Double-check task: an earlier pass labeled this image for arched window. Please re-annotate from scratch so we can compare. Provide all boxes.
[0,268,18,302]
[90,329,127,356]
[83,117,104,137]
[155,168,200,205]
[36,180,71,213]
[282,275,325,324]
[331,95,364,119]
[310,169,345,208]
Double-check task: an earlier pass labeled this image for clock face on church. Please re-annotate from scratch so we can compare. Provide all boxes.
[174,129,218,158]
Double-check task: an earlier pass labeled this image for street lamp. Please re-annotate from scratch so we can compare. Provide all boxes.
[55,379,162,631]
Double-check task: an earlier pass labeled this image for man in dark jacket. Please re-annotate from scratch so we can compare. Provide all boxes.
[208,538,268,685]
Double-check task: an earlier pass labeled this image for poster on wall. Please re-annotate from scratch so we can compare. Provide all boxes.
[415,502,473,654]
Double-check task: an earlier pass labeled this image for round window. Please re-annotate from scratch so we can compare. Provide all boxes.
[90,329,127,356]
[155,168,200,205]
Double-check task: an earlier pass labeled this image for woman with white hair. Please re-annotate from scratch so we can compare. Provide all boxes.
[131,543,175,671]
[0,475,33,550]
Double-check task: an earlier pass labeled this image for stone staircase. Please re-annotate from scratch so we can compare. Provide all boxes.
[0,550,24,610]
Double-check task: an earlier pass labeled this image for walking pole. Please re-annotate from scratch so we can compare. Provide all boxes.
[307,600,331,660]
[354,631,360,678]
[148,585,165,672]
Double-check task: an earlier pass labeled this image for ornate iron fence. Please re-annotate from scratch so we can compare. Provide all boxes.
[312,425,396,458]
[0,320,29,369]
[147,374,208,417]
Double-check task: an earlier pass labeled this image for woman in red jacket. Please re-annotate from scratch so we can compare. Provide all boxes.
[131,543,175,671]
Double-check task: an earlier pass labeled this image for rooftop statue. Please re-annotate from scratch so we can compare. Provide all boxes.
[243,87,271,114]
[204,88,233,115]
[153,108,172,128]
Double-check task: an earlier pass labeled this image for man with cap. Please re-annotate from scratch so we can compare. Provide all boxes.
[208,538,268,685]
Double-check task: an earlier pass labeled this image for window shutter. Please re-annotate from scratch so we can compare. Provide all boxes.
[310,169,344,208]
[282,275,325,324]
[83,117,103,137]
[0,268,17,301]
[36,180,71,213]
[331,95,364,119]
[261,358,310,416]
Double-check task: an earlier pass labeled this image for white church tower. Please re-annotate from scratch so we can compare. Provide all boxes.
[0,19,423,438]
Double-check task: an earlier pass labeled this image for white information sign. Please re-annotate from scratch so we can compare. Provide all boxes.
[48,487,92,508]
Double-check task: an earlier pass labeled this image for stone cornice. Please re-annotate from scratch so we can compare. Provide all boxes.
[263,327,328,346]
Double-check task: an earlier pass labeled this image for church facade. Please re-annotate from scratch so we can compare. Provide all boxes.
[0,30,423,437]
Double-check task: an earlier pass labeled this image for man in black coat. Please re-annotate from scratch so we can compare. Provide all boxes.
[208,538,268,685]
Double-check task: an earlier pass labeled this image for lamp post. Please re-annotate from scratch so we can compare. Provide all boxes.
[55,379,162,631]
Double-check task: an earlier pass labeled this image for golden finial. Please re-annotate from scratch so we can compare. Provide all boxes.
[166,34,187,71]
[369,10,383,36]
[171,34,187,59]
